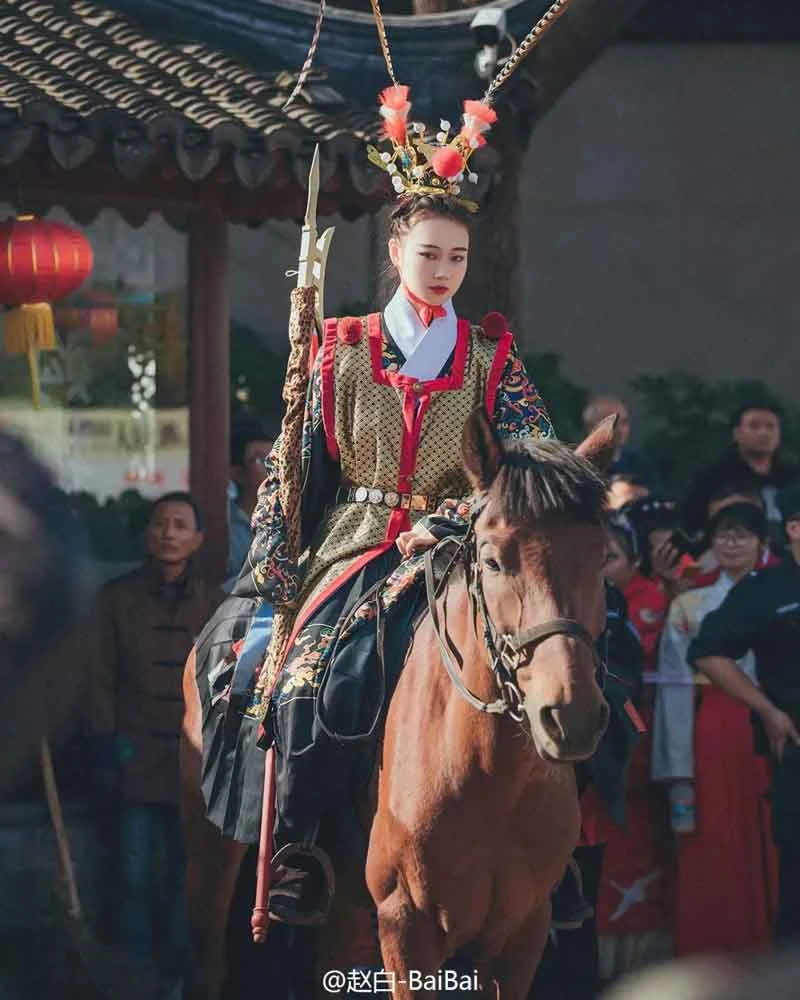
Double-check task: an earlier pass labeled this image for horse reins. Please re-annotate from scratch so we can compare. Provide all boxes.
[424,505,606,723]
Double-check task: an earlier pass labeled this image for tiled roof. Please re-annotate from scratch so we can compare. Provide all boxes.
[0,0,384,194]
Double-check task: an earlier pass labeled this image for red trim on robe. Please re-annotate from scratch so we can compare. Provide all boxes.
[321,318,339,461]
[485,330,513,418]
[367,313,471,393]
[308,331,320,373]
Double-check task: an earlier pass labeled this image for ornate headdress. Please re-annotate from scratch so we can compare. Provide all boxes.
[366,89,495,209]
[365,0,575,208]
[284,0,576,208]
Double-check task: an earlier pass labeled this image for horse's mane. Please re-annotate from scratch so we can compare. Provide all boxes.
[486,437,608,526]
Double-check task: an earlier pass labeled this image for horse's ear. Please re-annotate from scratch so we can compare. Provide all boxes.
[462,407,503,493]
[574,414,619,473]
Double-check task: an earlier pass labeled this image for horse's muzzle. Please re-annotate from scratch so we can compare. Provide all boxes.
[532,697,610,763]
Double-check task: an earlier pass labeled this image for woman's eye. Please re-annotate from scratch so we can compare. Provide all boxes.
[451,255,465,263]
[420,252,435,260]
[484,557,502,572]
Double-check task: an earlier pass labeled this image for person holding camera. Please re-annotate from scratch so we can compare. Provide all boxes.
[689,484,800,944]
[652,502,776,956]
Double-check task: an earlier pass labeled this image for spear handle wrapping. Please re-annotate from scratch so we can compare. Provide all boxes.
[257,285,319,708]
[278,286,317,560]
[250,288,317,943]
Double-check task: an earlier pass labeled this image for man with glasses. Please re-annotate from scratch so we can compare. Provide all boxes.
[689,484,800,943]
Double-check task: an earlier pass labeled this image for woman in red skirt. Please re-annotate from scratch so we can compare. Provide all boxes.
[651,503,778,956]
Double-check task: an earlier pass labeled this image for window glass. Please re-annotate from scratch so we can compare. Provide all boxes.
[0,208,189,571]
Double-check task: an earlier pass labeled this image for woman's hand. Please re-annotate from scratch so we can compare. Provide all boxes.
[651,539,681,581]
[396,528,437,559]
[760,703,800,761]
[652,539,690,597]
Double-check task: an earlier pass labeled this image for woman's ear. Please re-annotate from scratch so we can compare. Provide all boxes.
[388,236,401,272]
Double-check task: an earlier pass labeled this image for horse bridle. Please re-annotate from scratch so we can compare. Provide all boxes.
[424,508,606,724]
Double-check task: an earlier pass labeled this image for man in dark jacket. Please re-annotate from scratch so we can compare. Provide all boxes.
[683,401,799,552]
[88,491,222,975]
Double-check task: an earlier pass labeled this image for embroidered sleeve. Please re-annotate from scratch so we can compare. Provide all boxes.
[239,352,339,603]
[492,342,555,441]
[414,498,472,542]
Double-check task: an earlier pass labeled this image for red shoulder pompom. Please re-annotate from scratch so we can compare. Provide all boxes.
[337,317,363,345]
[480,311,507,341]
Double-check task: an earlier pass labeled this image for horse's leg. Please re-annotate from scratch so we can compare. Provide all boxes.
[489,903,551,1000]
[376,887,448,1000]
[181,649,248,999]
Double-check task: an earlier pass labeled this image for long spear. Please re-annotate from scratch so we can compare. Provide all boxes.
[257,145,334,707]
[252,147,334,943]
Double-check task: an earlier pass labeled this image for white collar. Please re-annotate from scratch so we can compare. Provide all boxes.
[383,288,457,380]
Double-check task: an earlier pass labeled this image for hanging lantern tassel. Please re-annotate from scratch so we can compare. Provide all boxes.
[3,303,57,409]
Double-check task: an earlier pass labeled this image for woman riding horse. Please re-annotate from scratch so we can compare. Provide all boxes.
[199,89,566,924]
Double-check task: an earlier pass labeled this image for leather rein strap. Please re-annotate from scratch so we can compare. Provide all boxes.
[425,538,509,716]
[424,532,603,721]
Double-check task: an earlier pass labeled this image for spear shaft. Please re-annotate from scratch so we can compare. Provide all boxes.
[251,148,335,942]
[263,147,334,699]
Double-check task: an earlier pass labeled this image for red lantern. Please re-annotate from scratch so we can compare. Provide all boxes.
[0,216,93,305]
[0,215,93,407]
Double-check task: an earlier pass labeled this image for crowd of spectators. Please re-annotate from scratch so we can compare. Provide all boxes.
[9,393,800,998]
[545,393,800,999]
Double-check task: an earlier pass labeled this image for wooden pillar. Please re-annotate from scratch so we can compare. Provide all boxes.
[189,201,230,582]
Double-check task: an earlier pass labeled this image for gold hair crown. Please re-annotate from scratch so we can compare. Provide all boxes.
[367,86,497,211]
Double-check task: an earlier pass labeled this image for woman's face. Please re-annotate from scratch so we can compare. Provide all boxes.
[711,523,761,578]
[605,533,636,590]
[388,214,470,307]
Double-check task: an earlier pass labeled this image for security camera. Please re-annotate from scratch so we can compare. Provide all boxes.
[470,8,507,47]
[470,8,514,82]
[474,45,499,81]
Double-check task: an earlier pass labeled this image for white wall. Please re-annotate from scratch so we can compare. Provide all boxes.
[520,43,800,402]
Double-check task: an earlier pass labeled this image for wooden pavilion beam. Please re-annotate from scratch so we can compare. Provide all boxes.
[189,199,230,583]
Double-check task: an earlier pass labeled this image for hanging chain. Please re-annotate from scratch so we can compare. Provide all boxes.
[368,0,577,106]
[369,0,399,86]
[484,0,574,104]
[283,0,327,109]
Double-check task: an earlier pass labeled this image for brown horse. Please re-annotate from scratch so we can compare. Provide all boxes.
[365,409,613,999]
[182,409,616,998]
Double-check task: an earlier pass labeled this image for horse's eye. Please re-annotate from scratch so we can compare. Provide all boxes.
[484,556,502,573]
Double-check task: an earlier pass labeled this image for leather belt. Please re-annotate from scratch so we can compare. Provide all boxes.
[335,485,444,514]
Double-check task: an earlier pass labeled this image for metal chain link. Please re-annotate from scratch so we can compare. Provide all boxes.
[369,0,399,86]
[484,0,574,104]
[368,0,576,110]
[282,0,327,109]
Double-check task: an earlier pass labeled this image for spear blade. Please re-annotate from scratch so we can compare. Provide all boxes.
[296,145,335,329]
[296,146,320,290]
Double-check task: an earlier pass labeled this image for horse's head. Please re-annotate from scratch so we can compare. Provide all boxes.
[462,409,618,763]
